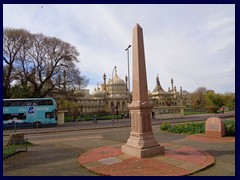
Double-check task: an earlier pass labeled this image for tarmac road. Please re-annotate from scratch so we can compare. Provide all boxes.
[3,123,235,176]
[3,111,235,136]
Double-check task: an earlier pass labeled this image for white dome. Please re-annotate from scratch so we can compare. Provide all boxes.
[107,73,127,93]
[107,74,126,85]
[92,88,104,98]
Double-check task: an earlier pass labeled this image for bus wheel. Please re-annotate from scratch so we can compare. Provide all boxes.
[34,121,41,128]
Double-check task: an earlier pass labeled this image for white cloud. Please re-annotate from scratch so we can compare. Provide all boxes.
[3,4,235,94]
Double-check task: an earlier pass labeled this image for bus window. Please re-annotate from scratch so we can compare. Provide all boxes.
[45,112,54,118]
[3,113,26,120]
[43,100,53,105]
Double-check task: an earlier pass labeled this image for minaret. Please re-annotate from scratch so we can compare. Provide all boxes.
[174,86,177,98]
[156,74,160,86]
[154,74,164,92]
[125,75,128,91]
[115,66,117,76]
[122,23,164,158]
[171,78,173,92]
[103,73,106,91]
[180,86,182,98]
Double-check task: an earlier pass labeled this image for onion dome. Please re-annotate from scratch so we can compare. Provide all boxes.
[107,68,127,92]
[92,88,104,98]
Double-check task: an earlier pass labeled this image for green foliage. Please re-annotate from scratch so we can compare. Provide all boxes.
[160,120,235,136]
[3,142,34,158]
[160,122,172,131]
[184,108,207,115]
[224,119,235,136]
[222,93,235,110]
[205,91,224,111]
[162,122,206,134]
[191,87,207,108]
[190,87,235,112]
[207,106,219,113]
[64,114,122,122]
[57,99,78,113]
[3,146,16,157]
[10,84,32,98]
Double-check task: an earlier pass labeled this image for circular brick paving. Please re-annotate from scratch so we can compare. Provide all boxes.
[186,134,235,143]
[79,143,214,176]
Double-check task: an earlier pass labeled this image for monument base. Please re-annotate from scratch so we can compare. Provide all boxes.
[122,143,164,158]
[205,130,224,138]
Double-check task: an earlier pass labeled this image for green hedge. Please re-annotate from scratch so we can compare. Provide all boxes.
[224,119,235,136]
[160,119,235,136]
[64,114,122,122]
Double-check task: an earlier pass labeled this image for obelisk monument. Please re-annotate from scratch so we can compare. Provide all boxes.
[122,24,164,158]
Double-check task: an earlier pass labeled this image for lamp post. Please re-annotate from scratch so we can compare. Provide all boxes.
[125,45,131,92]
[125,45,131,125]
[112,65,116,122]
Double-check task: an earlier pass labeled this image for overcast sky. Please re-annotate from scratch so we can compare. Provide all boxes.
[3,4,235,94]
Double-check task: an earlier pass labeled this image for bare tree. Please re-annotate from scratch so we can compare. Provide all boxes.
[3,27,88,98]
[182,90,191,106]
[191,87,207,108]
[3,28,31,98]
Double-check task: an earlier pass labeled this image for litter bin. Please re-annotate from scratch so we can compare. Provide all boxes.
[92,115,97,123]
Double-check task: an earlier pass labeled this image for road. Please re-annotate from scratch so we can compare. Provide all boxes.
[3,111,235,136]
[3,117,235,176]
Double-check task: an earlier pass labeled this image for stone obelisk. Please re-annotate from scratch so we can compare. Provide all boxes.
[122,24,164,158]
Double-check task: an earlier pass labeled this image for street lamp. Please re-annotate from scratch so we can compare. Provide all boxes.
[125,45,131,125]
[112,65,116,122]
[125,45,131,92]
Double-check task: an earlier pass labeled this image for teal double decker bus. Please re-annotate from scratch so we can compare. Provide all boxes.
[3,98,58,128]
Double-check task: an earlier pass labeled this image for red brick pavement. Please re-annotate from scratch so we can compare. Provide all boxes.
[79,143,214,176]
[186,134,235,143]
[79,146,122,164]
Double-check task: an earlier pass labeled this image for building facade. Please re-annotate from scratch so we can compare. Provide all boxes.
[55,67,188,117]
[73,68,130,115]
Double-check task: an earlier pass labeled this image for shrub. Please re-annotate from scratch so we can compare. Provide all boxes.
[224,119,235,136]
[160,122,205,134]
[207,106,219,113]
[160,119,235,136]
[160,123,172,131]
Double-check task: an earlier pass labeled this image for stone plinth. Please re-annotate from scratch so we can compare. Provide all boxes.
[57,110,68,125]
[7,133,25,145]
[205,117,225,138]
[121,24,164,158]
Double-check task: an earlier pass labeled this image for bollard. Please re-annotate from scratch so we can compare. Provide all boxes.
[26,138,28,151]
[14,122,16,132]
[36,122,39,133]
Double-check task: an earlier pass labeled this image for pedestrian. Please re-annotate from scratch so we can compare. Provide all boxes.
[116,109,119,120]
[81,114,85,122]
[221,106,225,114]
[73,113,78,122]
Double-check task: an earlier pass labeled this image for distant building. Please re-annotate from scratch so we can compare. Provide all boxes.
[72,67,130,115]
[149,75,185,118]
[53,67,188,117]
